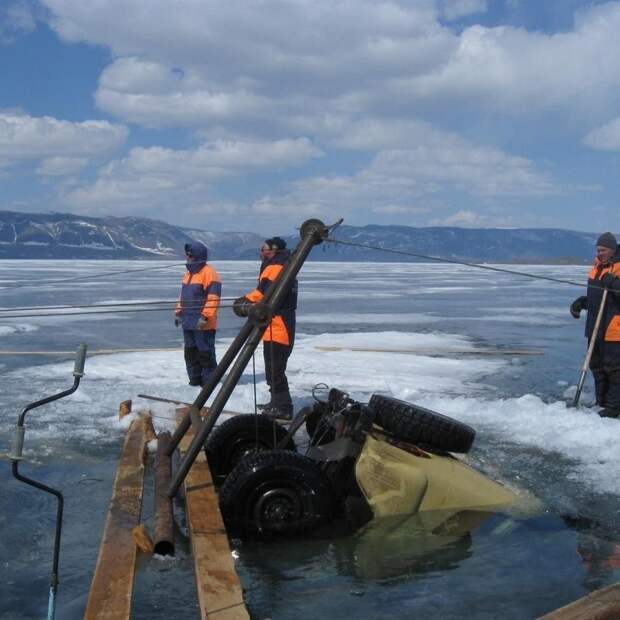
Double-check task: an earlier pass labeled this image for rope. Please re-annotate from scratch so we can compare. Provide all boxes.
[326,237,588,288]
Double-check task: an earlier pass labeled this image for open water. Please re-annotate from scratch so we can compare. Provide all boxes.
[1,258,618,619]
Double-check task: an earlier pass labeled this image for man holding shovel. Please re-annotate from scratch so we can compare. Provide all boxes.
[570,232,620,417]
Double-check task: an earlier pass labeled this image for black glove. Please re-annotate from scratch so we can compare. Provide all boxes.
[600,272,618,289]
[233,296,251,318]
[174,316,180,327]
[570,296,587,319]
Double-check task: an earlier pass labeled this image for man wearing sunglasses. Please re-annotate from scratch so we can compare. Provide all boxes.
[175,241,222,386]
[234,237,297,420]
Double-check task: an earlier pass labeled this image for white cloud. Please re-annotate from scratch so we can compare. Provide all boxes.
[36,156,88,176]
[441,0,488,21]
[62,138,322,214]
[17,0,620,231]
[0,112,128,164]
[248,130,556,227]
[41,0,620,130]
[430,209,490,226]
[583,117,620,151]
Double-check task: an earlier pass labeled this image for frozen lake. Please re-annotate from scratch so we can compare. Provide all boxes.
[1,257,618,619]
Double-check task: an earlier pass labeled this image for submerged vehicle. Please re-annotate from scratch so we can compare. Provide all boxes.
[206,387,519,538]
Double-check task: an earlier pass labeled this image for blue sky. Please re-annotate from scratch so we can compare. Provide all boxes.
[1,0,620,235]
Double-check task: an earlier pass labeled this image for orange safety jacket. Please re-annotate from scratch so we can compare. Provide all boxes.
[176,264,222,330]
[245,251,297,346]
[585,257,620,342]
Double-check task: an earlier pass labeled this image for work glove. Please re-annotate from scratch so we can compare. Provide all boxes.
[233,296,251,318]
[196,316,210,330]
[570,296,587,319]
[600,272,619,290]
[174,316,181,327]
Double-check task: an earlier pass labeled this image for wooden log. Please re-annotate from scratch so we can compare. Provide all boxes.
[118,400,132,420]
[84,416,149,620]
[177,408,249,620]
[153,431,174,556]
[539,583,620,619]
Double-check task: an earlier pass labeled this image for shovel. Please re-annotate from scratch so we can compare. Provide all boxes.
[572,288,608,408]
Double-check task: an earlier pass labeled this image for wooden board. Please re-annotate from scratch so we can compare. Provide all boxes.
[539,583,620,619]
[84,416,151,619]
[178,408,250,620]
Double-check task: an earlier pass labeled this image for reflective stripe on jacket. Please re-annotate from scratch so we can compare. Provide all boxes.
[245,251,297,346]
[586,258,620,342]
[176,264,222,330]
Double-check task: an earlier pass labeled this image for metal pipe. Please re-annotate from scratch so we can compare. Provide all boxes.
[10,343,87,620]
[153,432,174,556]
[168,219,328,497]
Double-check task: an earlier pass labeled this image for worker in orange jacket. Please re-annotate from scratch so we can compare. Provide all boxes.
[234,237,297,419]
[176,241,222,386]
[570,232,620,417]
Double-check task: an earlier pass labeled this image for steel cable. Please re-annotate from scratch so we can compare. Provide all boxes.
[326,237,588,288]
[0,261,184,291]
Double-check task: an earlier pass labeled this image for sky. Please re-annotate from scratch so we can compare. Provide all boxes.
[1,0,620,235]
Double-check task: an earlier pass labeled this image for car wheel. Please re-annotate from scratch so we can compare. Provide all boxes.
[205,414,295,481]
[219,449,332,537]
[369,394,475,453]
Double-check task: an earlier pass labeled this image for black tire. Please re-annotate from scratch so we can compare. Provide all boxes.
[369,394,475,454]
[219,449,333,537]
[205,414,295,480]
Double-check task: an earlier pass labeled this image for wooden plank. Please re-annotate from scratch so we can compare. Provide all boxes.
[539,583,620,619]
[178,408,250,620]
[84,416,150,620]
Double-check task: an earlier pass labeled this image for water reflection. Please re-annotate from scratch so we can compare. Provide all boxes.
[236,509,617,619]
[339,510,489,582]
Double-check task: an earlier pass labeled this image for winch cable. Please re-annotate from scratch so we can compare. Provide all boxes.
[0,261,184,291]
[0,301,236,319]
[0,297,240,314]
[325,237,588,289]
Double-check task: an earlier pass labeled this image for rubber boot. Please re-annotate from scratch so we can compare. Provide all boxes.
[599,408,620,419]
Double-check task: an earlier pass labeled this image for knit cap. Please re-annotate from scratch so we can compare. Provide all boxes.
[596,232,617,251]
[265,237,287,251]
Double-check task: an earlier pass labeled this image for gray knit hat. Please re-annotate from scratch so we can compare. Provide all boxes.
[596,232,617,250]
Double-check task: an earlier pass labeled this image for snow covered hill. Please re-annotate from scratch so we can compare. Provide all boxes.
[0,210,603,262]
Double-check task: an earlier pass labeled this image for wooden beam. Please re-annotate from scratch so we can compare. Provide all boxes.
[177,408,250,620]
[84,416,151,620]
[539,583,620,619]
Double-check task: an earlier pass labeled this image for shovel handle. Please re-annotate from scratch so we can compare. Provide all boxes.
[573,288,609,408]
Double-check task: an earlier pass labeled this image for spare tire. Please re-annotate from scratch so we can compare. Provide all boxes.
[368,394,475,454]
[205,414,295,481]
[219,449,333,537]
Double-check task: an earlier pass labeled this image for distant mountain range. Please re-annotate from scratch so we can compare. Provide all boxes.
[0,210,606,263]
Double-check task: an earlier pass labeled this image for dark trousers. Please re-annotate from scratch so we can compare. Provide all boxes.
[183,329,217,385]
[589,342,620,409]
[263,341,293,410]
